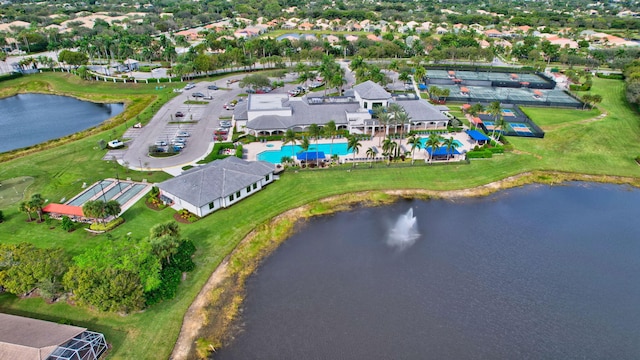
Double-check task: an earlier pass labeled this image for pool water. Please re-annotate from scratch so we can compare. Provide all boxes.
[258,142,351,163]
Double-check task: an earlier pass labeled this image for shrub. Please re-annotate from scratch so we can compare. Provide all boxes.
[596,73,624,80]
[145,266,181,306]
[61,216,74,231]
[89,217,125,231]
[0,210,4,223]
[466,149,493,158]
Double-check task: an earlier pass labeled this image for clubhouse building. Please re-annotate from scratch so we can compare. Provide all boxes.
[233,80,450,136]
[157,156,275,217]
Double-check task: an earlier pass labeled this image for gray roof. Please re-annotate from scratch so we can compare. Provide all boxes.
[394,100,449,122]
[247,100,358,131]
[233,101,248,120]
[0,313,86,360]
[157,157,274,207]
[353,80,392,100]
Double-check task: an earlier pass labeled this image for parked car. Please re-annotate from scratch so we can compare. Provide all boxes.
[207,85,219,90]
[176,131,190,137]
[171,138,186,145]
[246,88,256,94]
[203,95,213,100]
[107,140,124,148]
[223,103,234,110]
[155,140,167,146]
[214,129,228,135]
[184,83,195,90]
[220,121,232,128]
[173,143,185,150]
[192,92,205,98]
[175,111,185,117]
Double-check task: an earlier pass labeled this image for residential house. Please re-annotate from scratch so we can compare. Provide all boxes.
[157,157,275,217]
[485,29,503,38]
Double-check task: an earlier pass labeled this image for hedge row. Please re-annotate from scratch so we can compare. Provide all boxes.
[89,217,125,231]
[596,73,625,80]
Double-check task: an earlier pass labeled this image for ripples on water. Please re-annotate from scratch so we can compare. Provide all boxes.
[216,184,640,359]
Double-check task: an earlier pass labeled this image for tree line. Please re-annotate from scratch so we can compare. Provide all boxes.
[0,221,195,313]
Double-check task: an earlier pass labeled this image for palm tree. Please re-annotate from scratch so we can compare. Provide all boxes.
[104,200,122,219]
[377,111,392,144]
[323,120,337,156]
[347,135,361,167]
[442,137,459,161]
[298,136,310,165]
[487,101,502,140]
[308,123,322,167]
[425,134,443,163]
[19,201,33,222]
[382,135,398,165]
[468,103,484,129]
[387,103,404,139]
[394,111,411,146]
[150,221,180,239]
[283,129,297,160]
[30,194,45,222]
[407,134,423,165]
[414,65,426,84]
[366,147,376,168]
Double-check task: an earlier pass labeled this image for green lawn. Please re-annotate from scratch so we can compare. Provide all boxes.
[0,75,639,360]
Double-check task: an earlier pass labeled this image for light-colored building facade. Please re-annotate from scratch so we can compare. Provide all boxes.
[157,157,275,217]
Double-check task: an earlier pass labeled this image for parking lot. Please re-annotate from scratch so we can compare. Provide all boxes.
[118,64,357,171]
[120,77,248,170]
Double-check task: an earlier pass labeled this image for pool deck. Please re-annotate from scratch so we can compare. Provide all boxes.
[243,132,477,164]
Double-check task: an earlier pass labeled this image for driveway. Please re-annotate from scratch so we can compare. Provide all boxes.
[120,75,246,171]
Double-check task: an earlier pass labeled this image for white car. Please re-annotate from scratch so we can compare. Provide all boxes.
[176,131,190,137]
[107,140,124,148]
[155,140,167,146]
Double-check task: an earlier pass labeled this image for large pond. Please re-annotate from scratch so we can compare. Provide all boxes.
[217,183,640,359]
[0,93,124,153]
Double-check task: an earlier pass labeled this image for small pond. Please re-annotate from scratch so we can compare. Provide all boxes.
[0,93,124,153]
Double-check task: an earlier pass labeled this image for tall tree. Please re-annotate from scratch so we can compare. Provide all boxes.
[308,123,322,167]
[425,134,443,163]
[323,120,338,157]
[407,134,423,165]
[442,137,459,161]
[487,101,502,140]
[19,201,33,222]
[347,135,361,167]
[29,194,45,222]
[282,129,298,160]
[366,147,376,168]
[382,135,398,165]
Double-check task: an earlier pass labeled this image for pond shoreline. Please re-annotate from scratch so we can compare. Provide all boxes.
[171,171,640,359]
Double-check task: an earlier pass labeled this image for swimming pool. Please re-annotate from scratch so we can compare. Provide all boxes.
[258,142,351,163]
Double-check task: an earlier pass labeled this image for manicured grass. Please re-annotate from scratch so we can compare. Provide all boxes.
[0,75,639,360]
[520,107,600,127]
[508,78,640,175]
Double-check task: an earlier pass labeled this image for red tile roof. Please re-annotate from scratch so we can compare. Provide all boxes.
[42,204,84,217]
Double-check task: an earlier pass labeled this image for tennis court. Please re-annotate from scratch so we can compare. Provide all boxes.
[437,84,582,108]
[508,122,536,136]
[428,70,545,83]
